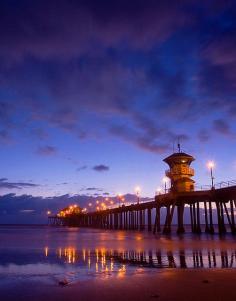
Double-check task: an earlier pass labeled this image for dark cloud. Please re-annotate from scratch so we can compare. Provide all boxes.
[0,178,39,190]
[0,0,235,156]
[36,145,57,156]
[92,165,110,172]
[0,192,143,223]
[198,129,210,142]
[110,124,171,154]
[0,192,220,224]
[81,187,103,191]
[0,0,190,62]
[213,119,231,135]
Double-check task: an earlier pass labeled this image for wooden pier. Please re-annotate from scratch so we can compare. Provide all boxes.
[49,151,236,235]
[49,184,236,235]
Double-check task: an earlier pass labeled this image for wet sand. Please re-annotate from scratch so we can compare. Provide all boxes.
[2,269,236,301]
[1,226,236,301]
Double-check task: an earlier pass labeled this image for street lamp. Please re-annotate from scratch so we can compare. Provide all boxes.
[162,177,169,194]
[156,187,162,196]
[135,186,141,204]
[117,194,122,207]
[207,161,215,189]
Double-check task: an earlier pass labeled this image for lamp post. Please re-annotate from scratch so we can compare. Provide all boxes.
[162,177,169,194]
[156,187,162,196]
[135,186,141,204]
[207,161,215,189]
[118,194,122,207]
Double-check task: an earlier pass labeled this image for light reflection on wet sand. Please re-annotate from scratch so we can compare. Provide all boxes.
[0,225,236,287]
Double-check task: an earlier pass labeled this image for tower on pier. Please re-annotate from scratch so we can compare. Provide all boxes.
[163,149,195,193]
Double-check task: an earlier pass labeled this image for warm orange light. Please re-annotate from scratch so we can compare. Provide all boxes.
[207,161,215,169]
[162,176,169,183]
[96,200,99,204]
[96,206,100,211]
[110,200,114,205]
[73,204,77,208]
[47,210,51,215]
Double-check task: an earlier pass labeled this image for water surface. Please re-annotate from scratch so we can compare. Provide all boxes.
[0,225,236,289]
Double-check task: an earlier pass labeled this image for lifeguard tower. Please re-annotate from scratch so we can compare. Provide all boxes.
[163,145,195,193]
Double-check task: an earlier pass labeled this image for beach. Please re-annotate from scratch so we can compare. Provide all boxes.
[2,269,236,301]
[0,225,236,301]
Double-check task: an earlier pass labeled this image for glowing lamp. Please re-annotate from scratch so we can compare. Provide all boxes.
[207,161,215,169]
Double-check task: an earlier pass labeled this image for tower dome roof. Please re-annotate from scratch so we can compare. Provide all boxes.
[163,152,195,165]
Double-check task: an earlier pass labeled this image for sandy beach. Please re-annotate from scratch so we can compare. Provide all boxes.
[1,226,236,301]
[2,269,236,301]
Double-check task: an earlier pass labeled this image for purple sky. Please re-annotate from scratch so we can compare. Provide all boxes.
[0,0,236,221]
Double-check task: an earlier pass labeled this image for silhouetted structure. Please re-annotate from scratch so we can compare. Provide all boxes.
[49,151,236,235]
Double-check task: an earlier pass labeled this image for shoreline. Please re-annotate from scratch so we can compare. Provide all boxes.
[2,269,236,301]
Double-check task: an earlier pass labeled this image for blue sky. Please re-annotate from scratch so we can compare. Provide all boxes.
[0,0,236,211]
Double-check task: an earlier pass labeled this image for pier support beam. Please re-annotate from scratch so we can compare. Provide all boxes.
[230,200,236,233]
[196,202,201,233]
[208,201,214,234]
[177,203,185,234]
[148,208,152,232]
[204,201,210,233]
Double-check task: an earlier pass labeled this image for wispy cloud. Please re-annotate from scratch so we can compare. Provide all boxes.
[36,145,57,156]
[76,165,87,171]
[0,178,39,190]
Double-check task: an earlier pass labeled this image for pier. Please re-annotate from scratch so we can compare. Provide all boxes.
[49,185,236,235]
[49,150,236,235]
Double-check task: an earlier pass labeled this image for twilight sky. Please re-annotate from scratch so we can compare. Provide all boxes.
[0,0,236,209]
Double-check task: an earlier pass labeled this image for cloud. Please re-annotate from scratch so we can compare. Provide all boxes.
[76,165,87,171]
[0,178,39,190]
[0,0,235,157]
[109,124,171,154]
[92,165,110,172]
[0,0,190,62]
[0,192,220,224]
[198,129,210,142]
[213,119,231,135]
[30,128,49,140]
[84,187,103,191]
[36,145,57,156]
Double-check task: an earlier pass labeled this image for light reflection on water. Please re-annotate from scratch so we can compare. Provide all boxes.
[0,226,236,286]
[48,247,236,270]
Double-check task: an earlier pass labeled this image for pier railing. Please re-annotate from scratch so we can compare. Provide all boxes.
[195,180,236,191]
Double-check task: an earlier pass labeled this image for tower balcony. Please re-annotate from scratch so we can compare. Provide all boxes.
[165,167,194,177]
